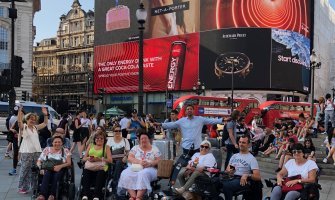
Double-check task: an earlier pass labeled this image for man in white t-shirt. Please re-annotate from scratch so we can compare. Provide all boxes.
[222,136,262,200]
[119,113,131,138]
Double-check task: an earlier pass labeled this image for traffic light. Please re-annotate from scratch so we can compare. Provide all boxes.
[98,88,105,104]
[22,91,27,101]
[0,69,11,92]
[12,56,24,87]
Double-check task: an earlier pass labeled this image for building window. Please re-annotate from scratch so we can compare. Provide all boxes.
[0,26,9,64]
[0,7,8,18]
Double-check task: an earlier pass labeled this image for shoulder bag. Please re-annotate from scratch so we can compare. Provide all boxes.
[281,175,303,193]
[41,148,64,171]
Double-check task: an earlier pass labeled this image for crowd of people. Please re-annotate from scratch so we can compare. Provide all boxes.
[3,92,335,200]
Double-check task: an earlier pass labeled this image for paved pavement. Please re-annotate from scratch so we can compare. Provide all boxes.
[0,135,334,199]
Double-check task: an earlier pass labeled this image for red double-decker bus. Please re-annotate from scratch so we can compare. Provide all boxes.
[259,101,317,128]
[172,95,260,124]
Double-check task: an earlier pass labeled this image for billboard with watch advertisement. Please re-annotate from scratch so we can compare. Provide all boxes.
[199,28,272,90]
[200,0,311,38]
[94,0,200,46]
[94,33,199,94]
[199,28,310,93]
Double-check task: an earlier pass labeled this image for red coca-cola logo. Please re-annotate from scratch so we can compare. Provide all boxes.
[171,44,183,57]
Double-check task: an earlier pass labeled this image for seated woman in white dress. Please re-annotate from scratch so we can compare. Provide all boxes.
[118,130,161,200]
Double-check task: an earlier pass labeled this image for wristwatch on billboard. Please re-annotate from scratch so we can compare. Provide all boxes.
[214,52,253,78]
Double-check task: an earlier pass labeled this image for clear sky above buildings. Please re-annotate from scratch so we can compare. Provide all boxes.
[33,0,94,45]
[330,0,335,10]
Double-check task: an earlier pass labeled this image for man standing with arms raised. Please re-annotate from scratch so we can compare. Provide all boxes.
[156,104,223,156]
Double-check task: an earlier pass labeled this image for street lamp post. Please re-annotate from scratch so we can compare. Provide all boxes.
[192,79,205,96]
[136,1,147,116]
[310,50,321,117]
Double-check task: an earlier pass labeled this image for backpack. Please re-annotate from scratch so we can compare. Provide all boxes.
[221,124,229,141]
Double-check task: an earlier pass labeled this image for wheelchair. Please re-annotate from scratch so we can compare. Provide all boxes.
[31,162,75,200]
[263,177,321,200]
[75,160,113,200]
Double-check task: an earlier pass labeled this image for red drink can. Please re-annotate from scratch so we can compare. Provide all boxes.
[166,41,186,90]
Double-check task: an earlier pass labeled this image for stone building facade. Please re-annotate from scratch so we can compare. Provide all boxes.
[0,0,40,100]
[33,0,94,113]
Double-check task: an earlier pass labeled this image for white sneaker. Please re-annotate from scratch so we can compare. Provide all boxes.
[323,158,328,163]
[82,196,88,200]
[93,198,99,200]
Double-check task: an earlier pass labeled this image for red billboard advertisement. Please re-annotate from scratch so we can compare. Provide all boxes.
[200,0,311,38]
[94,33,199,93]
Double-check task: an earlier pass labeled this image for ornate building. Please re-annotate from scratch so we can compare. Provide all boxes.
[0,0,41,100]
[33,0,94,113]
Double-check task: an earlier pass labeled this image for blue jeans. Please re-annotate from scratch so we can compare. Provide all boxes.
[225,144,239,169]
[324,110,335,131]
[40,170,64,197]
[270,185,300,200]
[221,177,249,200]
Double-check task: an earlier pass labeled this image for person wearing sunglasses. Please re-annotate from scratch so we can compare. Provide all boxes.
[271,143,318,200]
[221,135,261,200]
[106,125,130,194]
[174,139,216,194]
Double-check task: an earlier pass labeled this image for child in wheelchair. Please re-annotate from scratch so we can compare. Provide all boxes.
[35,135,72,200]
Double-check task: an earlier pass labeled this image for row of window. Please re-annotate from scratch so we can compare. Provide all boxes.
[60,34,93,48]
[35,53,92,67]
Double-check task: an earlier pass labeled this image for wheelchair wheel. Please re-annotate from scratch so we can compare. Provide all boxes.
[68,183,75,200]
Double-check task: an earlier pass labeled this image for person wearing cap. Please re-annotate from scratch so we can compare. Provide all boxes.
[175,139,217,194]
[222,135,261,200]
[156,104,224,156]
[271,143,318,200]
[126,109,146,148]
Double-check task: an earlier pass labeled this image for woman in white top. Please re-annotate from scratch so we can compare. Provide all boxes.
[80,111,91,155]
[17,106,48,194]
[175,139,217,194]
[271,143,318,200]
[106,125,130,193]
[324,93,335,132]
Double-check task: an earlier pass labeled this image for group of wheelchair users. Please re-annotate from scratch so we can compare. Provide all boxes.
[16,104,320,200]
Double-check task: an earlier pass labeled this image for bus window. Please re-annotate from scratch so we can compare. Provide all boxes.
[280,105,290,110]
[0,105,7,117]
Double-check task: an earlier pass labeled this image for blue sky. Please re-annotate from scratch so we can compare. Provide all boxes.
[331,0,335,10]
[33,0,94,45]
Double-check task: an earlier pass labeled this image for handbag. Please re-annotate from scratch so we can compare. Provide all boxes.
[281,175,303,193]
[41,158,63,171]
[130,163,143,172]
[41,148,64,171]
[112,146,125,155]
[84,160,105,171]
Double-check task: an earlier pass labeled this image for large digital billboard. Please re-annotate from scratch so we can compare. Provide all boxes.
[271,29,310,92]
[200,0,311,38]
[94,33,199,93]
[94,0,200,46]
[199,28,272,90]
[94,0,312,94]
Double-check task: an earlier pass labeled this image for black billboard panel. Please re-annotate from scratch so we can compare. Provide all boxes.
[271,29,310,93]
[199,28,271,90]
[94,0,200,46]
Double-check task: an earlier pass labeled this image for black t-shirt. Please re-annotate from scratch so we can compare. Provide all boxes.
[58,118,68,129]
[304,146,315,154]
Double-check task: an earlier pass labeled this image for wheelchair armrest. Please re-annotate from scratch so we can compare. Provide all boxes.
[264,178,277,188]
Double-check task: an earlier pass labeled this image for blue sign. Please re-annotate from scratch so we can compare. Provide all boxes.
[111,96,132,101]
[166,99,172,108]
[198,107,204,114]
